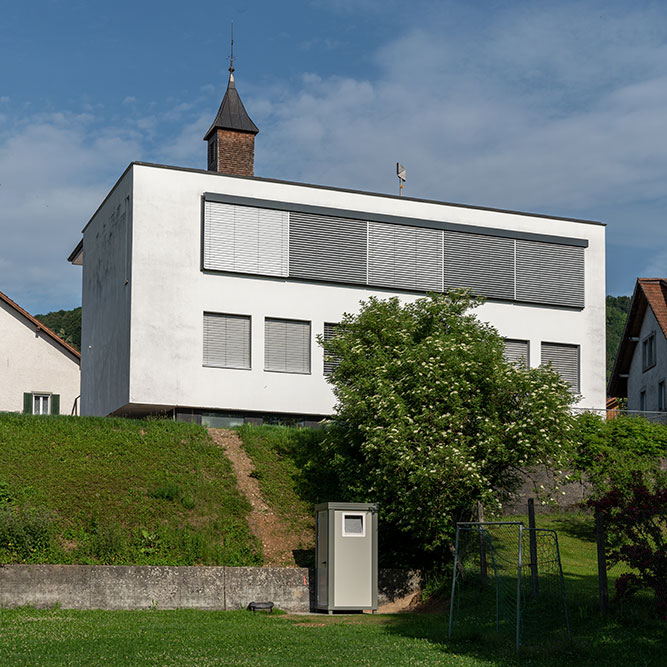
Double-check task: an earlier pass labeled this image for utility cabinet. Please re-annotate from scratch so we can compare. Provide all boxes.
[315,502,378,613]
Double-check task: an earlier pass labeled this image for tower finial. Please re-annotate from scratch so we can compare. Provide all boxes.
[229,22,235,74]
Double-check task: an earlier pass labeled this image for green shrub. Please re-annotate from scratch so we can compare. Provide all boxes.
[0,506,56,561]
[573,413,667,495]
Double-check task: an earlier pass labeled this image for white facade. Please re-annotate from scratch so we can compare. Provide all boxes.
[626,306,667,411]
[72,162,606,420]
[0,292,81,415]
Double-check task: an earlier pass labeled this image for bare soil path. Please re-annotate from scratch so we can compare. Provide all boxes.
[208,428,303,566]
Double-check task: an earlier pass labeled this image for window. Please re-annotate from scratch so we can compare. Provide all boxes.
[640,390,647,412]
[203,313,251,369]
[540,343,580,393]
[369,222,442,292]
[323,323,340,376]
[659,381,665,411]
[342,513,365,537]
[642,333,656,371]
[203,202,289,277]
[503,339,529,366]
[265,318,311,374]
[208,137,216,170]
[33,394,50,415]
[23,393,59,415]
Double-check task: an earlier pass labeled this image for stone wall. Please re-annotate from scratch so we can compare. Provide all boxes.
[0,565,420,613]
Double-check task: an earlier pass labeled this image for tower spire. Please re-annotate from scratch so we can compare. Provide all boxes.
[204,27,259,176]
[229,22,235,75]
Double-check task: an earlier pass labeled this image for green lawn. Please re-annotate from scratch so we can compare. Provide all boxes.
[0,607,663,666]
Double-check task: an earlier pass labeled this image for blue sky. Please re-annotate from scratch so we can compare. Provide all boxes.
[1,0,666,314]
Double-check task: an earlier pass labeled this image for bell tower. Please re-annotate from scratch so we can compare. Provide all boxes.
[203,34,259,176]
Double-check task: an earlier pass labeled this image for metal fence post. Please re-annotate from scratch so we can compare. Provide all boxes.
[595,510,608,615]
[528,498,539,599]
[477,501,487,586]
[448,525,461,637]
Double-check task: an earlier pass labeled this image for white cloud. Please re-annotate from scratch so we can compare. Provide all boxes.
[3,1,667,313]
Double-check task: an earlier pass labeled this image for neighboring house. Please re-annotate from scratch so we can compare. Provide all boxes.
[0,290,81,415]
[68,68,606,425]
[608,278,667,413]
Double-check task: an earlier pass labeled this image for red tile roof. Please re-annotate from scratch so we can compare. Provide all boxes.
[0,290,81,361]
[639,278,667,339]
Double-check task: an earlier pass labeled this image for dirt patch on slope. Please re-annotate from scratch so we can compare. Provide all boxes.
[208,428,305,566]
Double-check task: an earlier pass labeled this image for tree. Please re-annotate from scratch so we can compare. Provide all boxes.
[589,470,667,620]
[319,291,576,564]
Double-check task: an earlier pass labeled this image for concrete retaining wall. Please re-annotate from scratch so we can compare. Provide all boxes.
[0,565,420,613]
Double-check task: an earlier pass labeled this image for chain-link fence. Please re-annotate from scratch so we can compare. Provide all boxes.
[448,520,570,652]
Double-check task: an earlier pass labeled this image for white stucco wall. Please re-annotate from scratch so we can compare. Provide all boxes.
[627,307,667,411]
[110,164,606,417]
[0,301,80,414]
[79,170,133,416]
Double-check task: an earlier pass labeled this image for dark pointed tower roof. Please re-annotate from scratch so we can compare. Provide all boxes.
[204,70,259,141]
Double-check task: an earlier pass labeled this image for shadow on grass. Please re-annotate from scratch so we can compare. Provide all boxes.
[383,574,666,667]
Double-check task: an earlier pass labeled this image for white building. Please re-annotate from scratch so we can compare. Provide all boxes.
[0,290,81,415]
[608,278,667,413]
[69,69,606,425]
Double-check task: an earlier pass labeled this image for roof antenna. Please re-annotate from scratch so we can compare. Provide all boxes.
[229,22,235,75]
[396,162,406,196]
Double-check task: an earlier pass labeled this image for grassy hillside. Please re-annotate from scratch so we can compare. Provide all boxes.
[0,414,260,565]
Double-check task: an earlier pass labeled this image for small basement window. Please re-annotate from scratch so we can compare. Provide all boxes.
[342,513,365,537]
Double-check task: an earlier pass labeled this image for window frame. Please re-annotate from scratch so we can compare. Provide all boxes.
[642,332,656,371]
[658,380,666,412]
[264,317,312,375]
[33,394,51,415]
[342,512,366,537]
[202,312,252,371]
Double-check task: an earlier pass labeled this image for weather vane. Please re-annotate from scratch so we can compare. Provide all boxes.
[396,162,406,196]
[229,22,235,74]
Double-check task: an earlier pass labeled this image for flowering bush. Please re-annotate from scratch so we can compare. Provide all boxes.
[589,471,667,620]
[319,291,575,564]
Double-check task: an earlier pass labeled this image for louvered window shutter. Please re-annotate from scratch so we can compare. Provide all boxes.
[203,202,288,277]
[444,231,515,299]
[23,393,31,414]
[503,339,529,366]
[323,323,341,376]
[368,222,443,291]
[289,212,367,284]
[516,241,584,307]
[265,318,311,374]
[203,313,251,369]
[51,394,60,415]
[541,343,580,392]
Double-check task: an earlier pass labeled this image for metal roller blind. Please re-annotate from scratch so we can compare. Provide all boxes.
[541,342,580,392]
[368,221,443,291]
[444,231,514,299]
[289,212,367,284]
[323,322,340,376]
[503,339,529,366]
[515,240,584,307]
[203,313,251,369]
[203,201,288,277]
[265,318,311,374]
